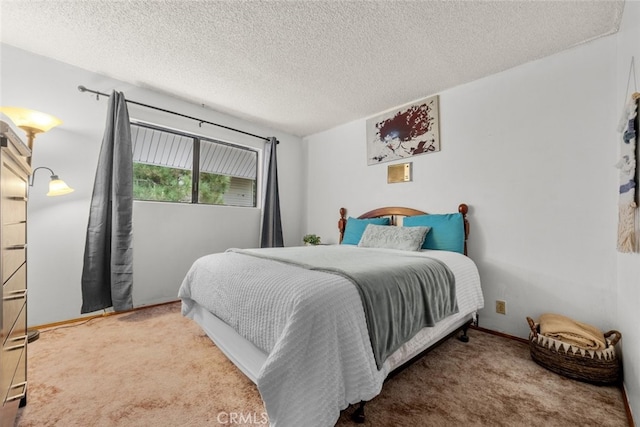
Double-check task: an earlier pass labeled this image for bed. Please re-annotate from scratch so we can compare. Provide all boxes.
[178,204,484,426]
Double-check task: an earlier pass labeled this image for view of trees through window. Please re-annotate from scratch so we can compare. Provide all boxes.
[131,123,257,207]
[133,164,232,204]
[133,163,191,203]
[199,172,231,205]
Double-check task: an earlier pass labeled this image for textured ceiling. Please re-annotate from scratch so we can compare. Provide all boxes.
[0,1,625,137]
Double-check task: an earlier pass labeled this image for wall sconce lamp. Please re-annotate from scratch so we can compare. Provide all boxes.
[0,106,62,151]
[30,167,75,196]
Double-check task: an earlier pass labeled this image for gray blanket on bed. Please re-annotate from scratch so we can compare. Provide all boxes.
[232,246,458,369]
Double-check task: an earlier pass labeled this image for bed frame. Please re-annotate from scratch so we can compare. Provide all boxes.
[337,203,473,423]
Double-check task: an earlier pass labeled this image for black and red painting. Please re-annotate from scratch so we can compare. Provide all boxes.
[366,95,440,165]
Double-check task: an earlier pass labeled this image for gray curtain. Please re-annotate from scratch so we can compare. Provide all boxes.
[260,137,284,248]
[81,91,134,313]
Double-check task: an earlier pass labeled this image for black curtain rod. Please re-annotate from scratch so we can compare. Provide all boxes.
[77,85,272,142]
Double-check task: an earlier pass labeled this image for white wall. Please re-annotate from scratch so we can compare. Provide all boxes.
[306,33,619,334]
[1,44,305,326]
[616,0,640,421]
[305,23,629,402]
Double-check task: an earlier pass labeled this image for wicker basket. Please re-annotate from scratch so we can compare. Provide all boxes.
[526,317,621,385]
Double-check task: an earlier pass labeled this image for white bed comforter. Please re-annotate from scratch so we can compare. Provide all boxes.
[178,246,483,427]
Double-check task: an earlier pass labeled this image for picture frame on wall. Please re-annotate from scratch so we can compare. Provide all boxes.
[366,94,440,165]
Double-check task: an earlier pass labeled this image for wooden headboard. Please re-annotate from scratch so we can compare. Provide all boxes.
[338,204,470,255]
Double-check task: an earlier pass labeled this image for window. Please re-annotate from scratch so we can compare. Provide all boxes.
[131,122,258,207]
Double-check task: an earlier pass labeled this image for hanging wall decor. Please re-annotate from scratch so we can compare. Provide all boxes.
[615,92,639,253]
[366,95,440,165]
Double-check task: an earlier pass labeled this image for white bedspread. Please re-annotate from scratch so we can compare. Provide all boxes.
[178,246,483,427]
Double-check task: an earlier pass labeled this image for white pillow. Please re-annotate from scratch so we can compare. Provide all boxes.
[358,224,430,251]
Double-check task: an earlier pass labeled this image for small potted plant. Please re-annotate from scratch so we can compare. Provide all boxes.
[303,234,321,246]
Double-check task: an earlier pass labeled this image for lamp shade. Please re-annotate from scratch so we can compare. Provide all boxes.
[0,106,62,133]
[47,175,74,196]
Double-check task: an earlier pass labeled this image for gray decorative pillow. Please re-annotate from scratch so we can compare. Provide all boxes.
[358,224,430,251]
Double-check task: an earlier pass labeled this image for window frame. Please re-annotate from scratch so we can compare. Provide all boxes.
[130,120,259,207]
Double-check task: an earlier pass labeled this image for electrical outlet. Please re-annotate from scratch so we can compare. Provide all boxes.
[496,300,506,315]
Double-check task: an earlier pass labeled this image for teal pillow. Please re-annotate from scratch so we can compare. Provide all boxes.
[403,213,464,253]
[341,217,390,245]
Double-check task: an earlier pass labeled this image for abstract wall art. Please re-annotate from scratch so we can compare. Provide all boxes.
[366,95,440,165]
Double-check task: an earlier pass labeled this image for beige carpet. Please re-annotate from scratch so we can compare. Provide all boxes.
[16,302,629,427]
